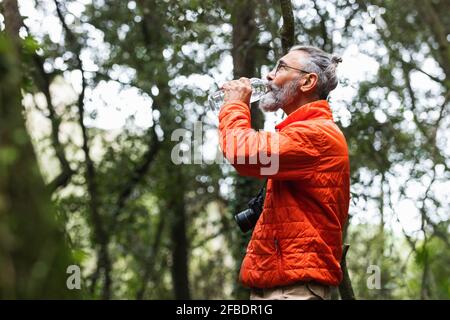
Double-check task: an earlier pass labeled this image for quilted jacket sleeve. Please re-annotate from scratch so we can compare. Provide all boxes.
[218,100,322,179]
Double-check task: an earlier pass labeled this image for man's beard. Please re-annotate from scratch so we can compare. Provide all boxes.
[258,78,300,112]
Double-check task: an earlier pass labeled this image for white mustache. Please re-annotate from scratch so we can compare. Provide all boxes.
[266,82,280,92]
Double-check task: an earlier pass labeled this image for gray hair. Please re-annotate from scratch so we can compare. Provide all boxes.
[289,45,342,100]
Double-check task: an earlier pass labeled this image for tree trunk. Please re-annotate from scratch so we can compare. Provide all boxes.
[170,191,191,300]
[338,244,356,300]
[0,0,77,298]
[229,0,264,300]
[133,0,191,299]
[279,0,295,54]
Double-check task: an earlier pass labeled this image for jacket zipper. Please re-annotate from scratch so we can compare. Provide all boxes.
[274,238,285,281]
[274,238,281,256]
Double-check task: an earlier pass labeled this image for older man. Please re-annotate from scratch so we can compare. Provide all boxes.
[219,45,350,300]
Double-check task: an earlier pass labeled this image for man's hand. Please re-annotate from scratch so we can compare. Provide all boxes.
[221,77,252,106]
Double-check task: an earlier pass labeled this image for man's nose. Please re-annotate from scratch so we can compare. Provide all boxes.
[266,69,275,81]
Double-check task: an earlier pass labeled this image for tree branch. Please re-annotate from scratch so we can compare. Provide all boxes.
[54,0,112,299]
[3,0,21,40]
[404,60,445,86]
[111,127,161,229]
[29,45,74,191]
[278,0,295,54]
[312,0,332,52]
[136,214,166,299]
[415,0,450,79]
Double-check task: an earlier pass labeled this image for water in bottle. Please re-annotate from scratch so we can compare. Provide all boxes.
[208,78,268,111]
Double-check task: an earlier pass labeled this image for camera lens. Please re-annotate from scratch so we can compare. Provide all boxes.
[234,208,256,233]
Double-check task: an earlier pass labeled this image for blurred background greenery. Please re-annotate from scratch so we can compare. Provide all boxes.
[0,0,448,299]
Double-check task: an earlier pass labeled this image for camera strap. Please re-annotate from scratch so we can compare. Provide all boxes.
[256,179,268,199]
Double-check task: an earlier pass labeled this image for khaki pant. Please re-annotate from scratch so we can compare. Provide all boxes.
[250,282,331,300]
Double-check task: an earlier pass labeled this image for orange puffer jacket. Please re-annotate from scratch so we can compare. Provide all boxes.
[219,99,350,288]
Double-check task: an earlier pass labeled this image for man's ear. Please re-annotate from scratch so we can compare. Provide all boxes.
[300,73,318,93]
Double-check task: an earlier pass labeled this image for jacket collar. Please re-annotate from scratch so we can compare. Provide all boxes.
[275,99,333,130]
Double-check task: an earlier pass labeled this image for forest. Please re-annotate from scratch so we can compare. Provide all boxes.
[0,0,449,299]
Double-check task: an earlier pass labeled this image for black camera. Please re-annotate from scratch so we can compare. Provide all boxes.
[234,185,265,233]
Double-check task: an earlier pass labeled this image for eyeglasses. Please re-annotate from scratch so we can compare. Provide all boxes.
[274,61,310,77]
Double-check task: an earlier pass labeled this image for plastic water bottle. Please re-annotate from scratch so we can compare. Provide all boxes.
[208,78,268,111]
